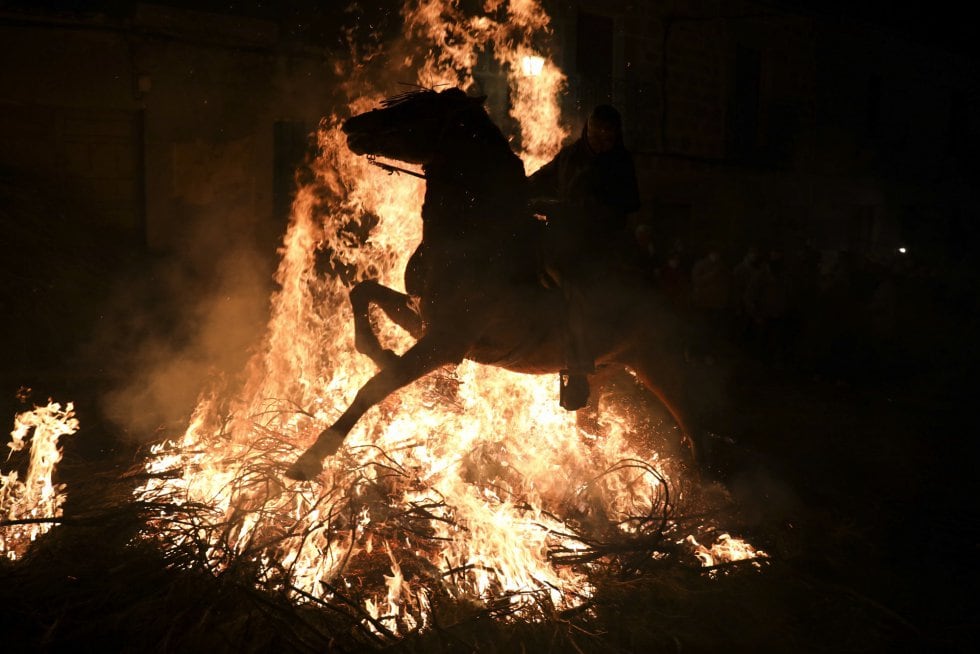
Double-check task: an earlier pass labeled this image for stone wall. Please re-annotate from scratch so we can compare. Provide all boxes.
[2,1,977,266]
[549,0,977,260]
[0,4,338,261]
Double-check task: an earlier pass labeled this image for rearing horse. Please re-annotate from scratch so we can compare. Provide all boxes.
[286,88,701,481]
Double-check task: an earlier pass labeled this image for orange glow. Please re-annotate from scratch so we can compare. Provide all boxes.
[125,0,766,633]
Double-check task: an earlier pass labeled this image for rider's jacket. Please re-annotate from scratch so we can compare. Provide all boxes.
[527,130,641,244]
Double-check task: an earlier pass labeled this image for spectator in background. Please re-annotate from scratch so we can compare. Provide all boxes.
[732,246,762,341]
[692,247,731,316]
[691,247,731,363]
[656,249,690,313]
[634,222,657,262]
[744,248,791,363]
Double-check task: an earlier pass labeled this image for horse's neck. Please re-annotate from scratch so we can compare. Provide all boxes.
[424,146,525,205]
[422,165,526,239]
[419,111,532,249]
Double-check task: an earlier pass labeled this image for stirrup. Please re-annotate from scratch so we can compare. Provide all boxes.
[559,370,590,411]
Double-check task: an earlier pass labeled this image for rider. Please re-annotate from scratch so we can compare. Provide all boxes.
[528,104,641,410]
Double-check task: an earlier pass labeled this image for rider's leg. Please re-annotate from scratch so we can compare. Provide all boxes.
[539,226,593,411]
[564,281,595,374]
[559,280,593,411]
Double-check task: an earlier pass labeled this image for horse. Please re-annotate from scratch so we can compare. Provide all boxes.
[286,88,704,481]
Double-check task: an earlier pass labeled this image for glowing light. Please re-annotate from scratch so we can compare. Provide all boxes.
[521,55,545,77]
[898,247,907,254]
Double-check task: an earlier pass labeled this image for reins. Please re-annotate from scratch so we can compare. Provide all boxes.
[367,155,426,179]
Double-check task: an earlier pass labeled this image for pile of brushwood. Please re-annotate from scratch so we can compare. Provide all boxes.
[0,449,927,654]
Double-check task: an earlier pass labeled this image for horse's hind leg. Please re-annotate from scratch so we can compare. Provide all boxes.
[285,332,466,480]
[350,280,423,369]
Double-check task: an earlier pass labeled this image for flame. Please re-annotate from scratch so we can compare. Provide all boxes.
[126,0,765,636]
[1,401,78,560]
[685,533,769,575]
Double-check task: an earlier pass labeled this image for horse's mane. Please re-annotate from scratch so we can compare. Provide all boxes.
[381,88,436,108]
[380,87,511,154]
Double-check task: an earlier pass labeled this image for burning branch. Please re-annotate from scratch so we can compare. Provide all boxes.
[0,401,78,560]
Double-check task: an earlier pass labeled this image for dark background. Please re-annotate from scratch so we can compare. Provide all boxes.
[1,1,977,652]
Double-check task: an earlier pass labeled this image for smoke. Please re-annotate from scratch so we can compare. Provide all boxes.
[728,463,803,525]
[91,207,275,441]
[86,0,580,445]
[86,5,424,443]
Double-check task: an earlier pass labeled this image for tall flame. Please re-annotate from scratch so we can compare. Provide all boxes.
[132,0,765,635]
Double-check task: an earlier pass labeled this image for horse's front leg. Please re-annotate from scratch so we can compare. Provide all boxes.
[350,280,423,369]
[285,332,467,480]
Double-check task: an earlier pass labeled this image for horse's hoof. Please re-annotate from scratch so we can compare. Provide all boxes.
[284,429,346,481]
[285,450,323,481]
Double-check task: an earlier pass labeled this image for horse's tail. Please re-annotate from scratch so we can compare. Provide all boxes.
[622,341,700,465]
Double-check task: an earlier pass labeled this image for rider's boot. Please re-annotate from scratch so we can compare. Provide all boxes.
[560,368,591,411]
[559,283,594,411]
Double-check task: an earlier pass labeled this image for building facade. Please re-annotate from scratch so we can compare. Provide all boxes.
[2,1,976,267]
[546,0,978,262]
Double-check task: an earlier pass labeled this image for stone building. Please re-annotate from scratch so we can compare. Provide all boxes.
[1,0,976,268]
[0,0,975,424]
[545,0,978,262]
[0,3,344,260]
[0,2,344,376]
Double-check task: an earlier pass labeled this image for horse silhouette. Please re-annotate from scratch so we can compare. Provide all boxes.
[286,88,703,481]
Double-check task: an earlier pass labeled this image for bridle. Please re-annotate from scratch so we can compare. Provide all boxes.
[363,98,476,181]
[366,155,426,179]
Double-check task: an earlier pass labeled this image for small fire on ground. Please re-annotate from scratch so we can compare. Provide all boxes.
[1,401,78,560]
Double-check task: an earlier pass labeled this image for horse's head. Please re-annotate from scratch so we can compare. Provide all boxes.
[343,88,487,166]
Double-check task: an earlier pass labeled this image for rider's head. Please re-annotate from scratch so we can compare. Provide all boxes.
[586,105,623,154]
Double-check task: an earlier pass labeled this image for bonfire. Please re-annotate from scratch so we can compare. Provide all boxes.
[2,1,766,646]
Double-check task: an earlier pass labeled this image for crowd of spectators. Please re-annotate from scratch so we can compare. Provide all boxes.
[633,232,978,386]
